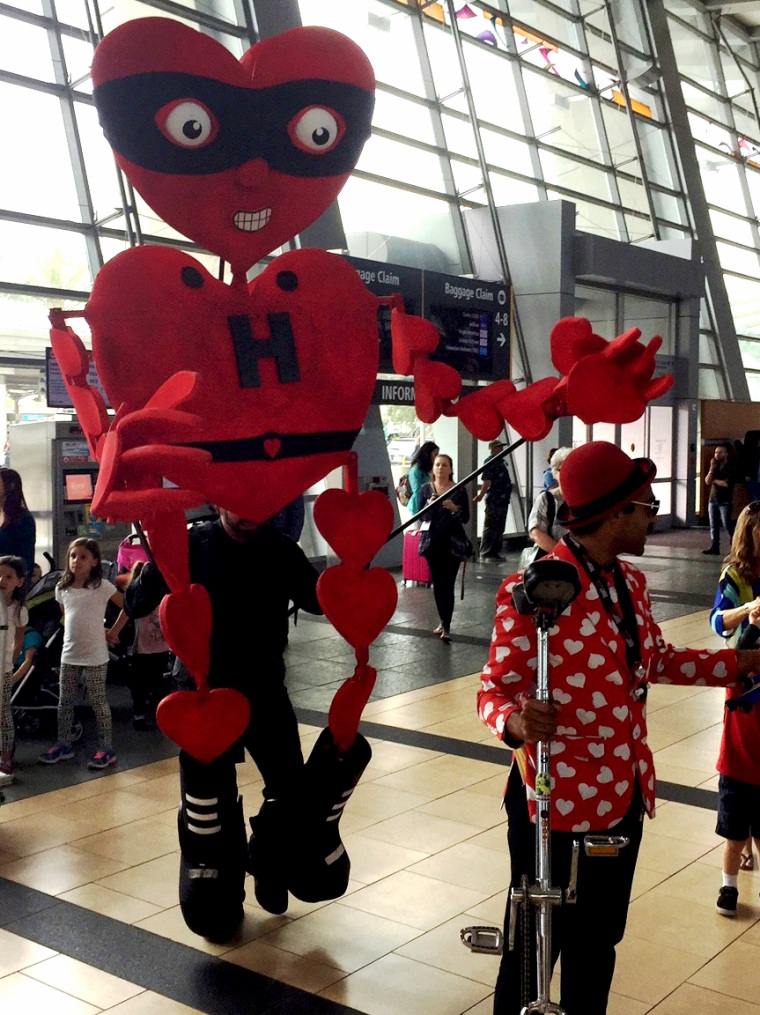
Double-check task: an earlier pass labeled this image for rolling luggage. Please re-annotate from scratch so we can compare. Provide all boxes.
[402,528,432,586]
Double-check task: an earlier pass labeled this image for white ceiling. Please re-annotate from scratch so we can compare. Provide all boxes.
[703,0,760,31]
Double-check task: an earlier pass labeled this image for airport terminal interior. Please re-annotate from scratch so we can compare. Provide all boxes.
[5,0,760,1012]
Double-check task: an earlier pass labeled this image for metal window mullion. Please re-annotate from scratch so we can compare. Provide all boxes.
[571,0,627,238]
[41,0,102,276]
[407,11,473,273]
[443,0,533,385]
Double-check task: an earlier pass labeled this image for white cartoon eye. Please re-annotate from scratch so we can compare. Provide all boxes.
[288,106,345,154]
[156,100,218,148]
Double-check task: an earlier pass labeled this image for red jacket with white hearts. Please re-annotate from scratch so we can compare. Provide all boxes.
[478,540,739,832]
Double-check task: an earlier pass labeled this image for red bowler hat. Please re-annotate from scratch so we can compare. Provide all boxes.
[557,441,656,529]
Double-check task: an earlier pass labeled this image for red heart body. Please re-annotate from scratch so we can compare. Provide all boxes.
[313,490,394,569]
[85,247,380,524]
[157,687,251,763]
[317,566,398,650]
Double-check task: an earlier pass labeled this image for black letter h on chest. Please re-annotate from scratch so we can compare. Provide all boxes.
[226,312,301,388]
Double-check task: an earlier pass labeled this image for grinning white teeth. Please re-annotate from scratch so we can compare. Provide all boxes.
[233,208,272,232]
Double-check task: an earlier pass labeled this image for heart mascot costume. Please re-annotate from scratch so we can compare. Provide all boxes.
[49,17,674,941]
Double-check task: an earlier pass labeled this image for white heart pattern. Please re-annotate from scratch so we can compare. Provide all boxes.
[712,661,727,678]
[553,689,572,705]
[592,691,607,708]
[579,618,595,636]
[587,654,605,669]
[679,661,696,678]
[512,636,531,651]
[615,780,629,796]
[612,705,628,721]
[556,762,576,778]
[557,799,575,815]
[572,821,591,833]
[564,639,583,655]
[567,673,586,687]
[597,800,613,816]
[598,726,614,739]
[576,708,596,724]
[597,766,613,784]
[606,670,624,685]
[613,744,631,760]
[579,783,598,799]
[588,743,605,758]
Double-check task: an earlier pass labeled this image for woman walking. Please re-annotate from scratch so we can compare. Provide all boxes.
[419,454,471,643]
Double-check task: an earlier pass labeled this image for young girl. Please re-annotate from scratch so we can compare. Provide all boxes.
[0,555,28,786]
[40,537,127,769]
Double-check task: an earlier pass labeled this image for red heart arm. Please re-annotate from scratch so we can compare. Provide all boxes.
[113,406,206,448]
[550,317,606,374]
[145,371,199,411]
[328,663,377,753]
[452,380,517,441]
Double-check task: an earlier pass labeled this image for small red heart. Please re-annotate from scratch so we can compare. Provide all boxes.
[264,438,281,459]
[313,489,394,568]
[317,565,397,649]
[566,358,644,424]
[551,317,606,375]
[159,585,212,682]
[500,376,560,441]
[454,380,517,441]
[413,359,462,423]
[157,688,251,763]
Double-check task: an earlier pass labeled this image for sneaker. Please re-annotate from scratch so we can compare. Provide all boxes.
[702,548,720,555]
[88,749,117,770]
[39,743,75,764]
[716,885,738,917]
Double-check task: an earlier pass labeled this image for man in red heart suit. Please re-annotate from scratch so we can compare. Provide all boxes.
[478,441,760,1015]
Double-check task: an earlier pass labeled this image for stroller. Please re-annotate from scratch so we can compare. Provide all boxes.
[10,555,83,741]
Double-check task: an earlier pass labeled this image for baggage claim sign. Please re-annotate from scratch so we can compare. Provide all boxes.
[344,256,510,405]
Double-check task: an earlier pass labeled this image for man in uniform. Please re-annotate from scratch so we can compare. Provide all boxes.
[475,439,513,562]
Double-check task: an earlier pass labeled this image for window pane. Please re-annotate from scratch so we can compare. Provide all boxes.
[739,340,760,372]
[717,241,760,276]
[682,81,729,123]
[463,39,524,131]
[565,195,621,239]
[636,121,679,189]
[699,368,725,399]
[0,17,55,80]
[617,176,651,218]
[724,275,760,337]
[623,294,674,355]
[481,127,536,177]
[700,158,749,215]
[509,2,582,49]
[0,83,83,219]
[374,90,437,146]
[524,69,605,162]
[358,134,449,193]
[339,176,464,273]
[489,171,540,205]
[540,151,613,205]
[670,24,720,90]
[74,100,123,225]
[0,219,91,290]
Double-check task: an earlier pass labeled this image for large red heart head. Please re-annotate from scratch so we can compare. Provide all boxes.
[91,18,375,275]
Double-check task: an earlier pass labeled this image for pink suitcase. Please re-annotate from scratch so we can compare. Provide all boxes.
[402,528,432,586]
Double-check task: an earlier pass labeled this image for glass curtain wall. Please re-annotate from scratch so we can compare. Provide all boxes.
[2,0,760,402]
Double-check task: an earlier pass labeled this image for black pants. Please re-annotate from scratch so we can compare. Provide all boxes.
[425,546,461,632]
[480,500,508,558]
[129,651,170,715]
[495,765,644,1015]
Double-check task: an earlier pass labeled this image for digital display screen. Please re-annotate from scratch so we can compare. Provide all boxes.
[428,305,493,379]
[64,472,94,502]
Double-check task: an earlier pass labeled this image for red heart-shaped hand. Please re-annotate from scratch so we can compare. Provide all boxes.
[565,358,649,424]
[313,490,394,569]
[551,317,607,376]
[159,585,212,683]
[157,687,251,763]
[85,246,380,525]
[91,19,375,275]
[317,565,398,650]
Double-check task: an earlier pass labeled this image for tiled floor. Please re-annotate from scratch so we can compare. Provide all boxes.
[1,529,759,1014]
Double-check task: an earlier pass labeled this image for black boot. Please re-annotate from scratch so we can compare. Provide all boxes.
[177,752,246,942]
[247,797,290,915]
[288,727,372,904]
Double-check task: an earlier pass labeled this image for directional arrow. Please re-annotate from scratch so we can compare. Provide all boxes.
[498,333,507,346]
